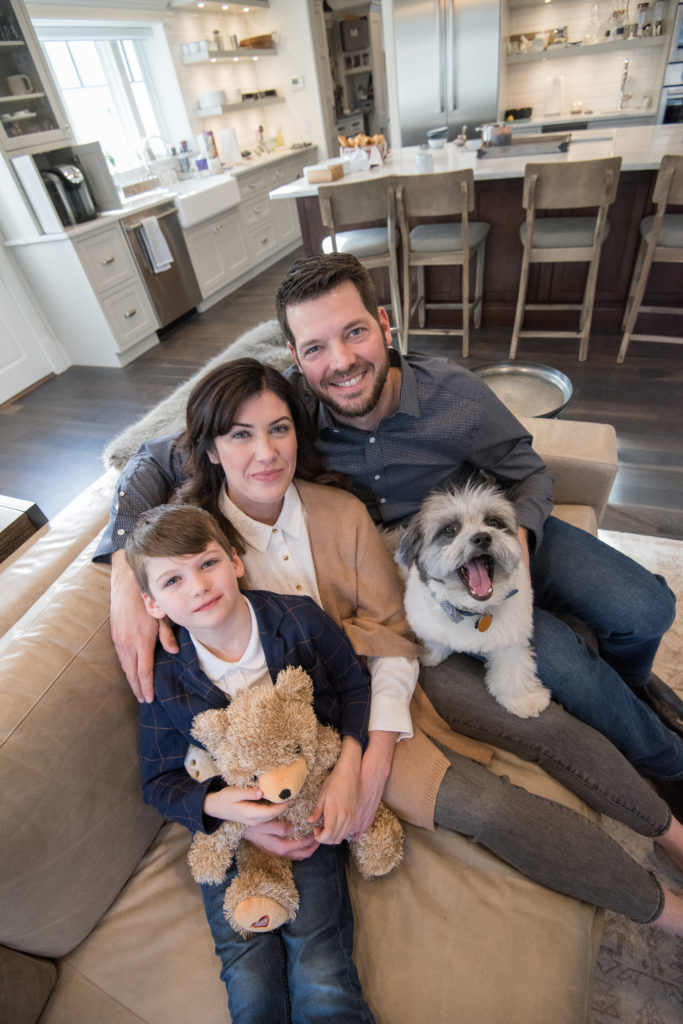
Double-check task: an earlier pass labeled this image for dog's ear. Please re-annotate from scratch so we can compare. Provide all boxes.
[395,518,422,568]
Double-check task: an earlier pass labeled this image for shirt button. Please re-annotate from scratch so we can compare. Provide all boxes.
[296,584,302,591]
[283,554,289,561]
[117,528,126,535]
[272,527,278,533]
[119,490,125,497]
[369,436,376,443]
[374,474,380,481]
[380,498,386,505]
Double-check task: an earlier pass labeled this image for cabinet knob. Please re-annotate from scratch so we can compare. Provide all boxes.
[101,256,115,265]
[123,309,137,319]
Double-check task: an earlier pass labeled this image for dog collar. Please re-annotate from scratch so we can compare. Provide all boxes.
[425,576,519,632]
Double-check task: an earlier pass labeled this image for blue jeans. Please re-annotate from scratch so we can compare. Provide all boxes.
[201,843,374,1024]
[529,517,681,779]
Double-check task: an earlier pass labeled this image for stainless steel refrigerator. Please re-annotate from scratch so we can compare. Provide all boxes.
[384,0,502,145]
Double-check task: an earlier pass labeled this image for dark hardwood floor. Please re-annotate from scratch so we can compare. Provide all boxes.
[1,248,682,539]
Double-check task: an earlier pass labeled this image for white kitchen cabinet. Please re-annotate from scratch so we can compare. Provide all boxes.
[72,223,158,355]
[0,0,71,154]
[183,205,250,299]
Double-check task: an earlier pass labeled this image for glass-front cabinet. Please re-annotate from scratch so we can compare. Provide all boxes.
[0,0,70,152]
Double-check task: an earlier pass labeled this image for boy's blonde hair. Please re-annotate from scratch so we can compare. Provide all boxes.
[125,504,235,594]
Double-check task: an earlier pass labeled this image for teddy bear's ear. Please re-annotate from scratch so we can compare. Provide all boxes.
[191,708,230,749]
[274,666,314,704]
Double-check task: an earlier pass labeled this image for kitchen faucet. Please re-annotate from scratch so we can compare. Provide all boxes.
[140,135,174,163]
[617,58,632,110]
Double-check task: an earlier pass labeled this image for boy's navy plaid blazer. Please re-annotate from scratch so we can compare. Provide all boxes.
[138,589,371,834]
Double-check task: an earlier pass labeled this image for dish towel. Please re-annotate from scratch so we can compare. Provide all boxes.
[138,216,173,273]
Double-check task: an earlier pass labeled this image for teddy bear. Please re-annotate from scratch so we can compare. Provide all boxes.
[187,665,404,938]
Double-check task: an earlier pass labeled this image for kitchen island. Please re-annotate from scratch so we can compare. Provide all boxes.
[270,125,683,334]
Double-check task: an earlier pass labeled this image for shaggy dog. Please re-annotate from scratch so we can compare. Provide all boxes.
[395,482,551,718]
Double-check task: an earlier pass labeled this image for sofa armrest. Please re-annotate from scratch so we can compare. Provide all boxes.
[519,418,618,526]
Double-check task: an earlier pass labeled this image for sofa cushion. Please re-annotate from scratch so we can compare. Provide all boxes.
[0,545,162,958]
[0,946,57,1024]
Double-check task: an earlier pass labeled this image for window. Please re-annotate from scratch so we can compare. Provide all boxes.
[35,23,182,173]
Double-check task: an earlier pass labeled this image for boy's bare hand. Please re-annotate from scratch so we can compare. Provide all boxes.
[204,786,293,826]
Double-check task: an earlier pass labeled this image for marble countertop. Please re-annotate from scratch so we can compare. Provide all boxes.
[269,125,683,200]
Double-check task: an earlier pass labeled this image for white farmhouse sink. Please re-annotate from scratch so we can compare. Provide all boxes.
[173,174,241,229]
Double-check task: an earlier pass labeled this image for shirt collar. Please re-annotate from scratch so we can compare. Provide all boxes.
[219,482,303,553]
[316,348,421,433]
[189,597,263,681]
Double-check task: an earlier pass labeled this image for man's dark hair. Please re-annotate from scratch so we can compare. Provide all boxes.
[275,252,381,349]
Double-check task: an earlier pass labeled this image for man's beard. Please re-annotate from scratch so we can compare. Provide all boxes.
[311,350,391,421]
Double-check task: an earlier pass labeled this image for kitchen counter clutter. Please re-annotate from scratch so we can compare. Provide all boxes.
[271,125,682,338]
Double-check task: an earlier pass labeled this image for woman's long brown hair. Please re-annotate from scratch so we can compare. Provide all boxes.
[174,357,339,551]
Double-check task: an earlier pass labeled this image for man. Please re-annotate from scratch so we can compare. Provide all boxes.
[97,252,683,810]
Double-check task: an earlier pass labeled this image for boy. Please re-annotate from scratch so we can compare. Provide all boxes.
[126,503,375,1024]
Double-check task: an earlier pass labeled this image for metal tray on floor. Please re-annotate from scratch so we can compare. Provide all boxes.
[470,361,573,418]
[478,133,571,158]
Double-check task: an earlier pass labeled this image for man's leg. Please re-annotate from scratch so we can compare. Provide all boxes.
[283,845,375,1024]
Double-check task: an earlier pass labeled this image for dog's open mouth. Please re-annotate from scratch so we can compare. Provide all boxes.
[459,556,494,600]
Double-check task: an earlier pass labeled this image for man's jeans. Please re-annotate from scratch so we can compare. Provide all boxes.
[529,517,680,779]
[201,843,374,1024]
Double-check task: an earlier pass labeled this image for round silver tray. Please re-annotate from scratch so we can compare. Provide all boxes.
[470,361,573,419]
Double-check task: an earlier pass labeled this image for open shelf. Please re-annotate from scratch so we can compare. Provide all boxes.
[182,45,277,64]
[197,94,284,117]
[507,35,666,63]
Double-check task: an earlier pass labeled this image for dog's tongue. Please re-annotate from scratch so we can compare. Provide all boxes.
[465,557,492,597]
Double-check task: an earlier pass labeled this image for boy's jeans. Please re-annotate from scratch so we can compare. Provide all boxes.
[201,843,374,1024]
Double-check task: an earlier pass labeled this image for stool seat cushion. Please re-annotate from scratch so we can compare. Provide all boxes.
[521,217,610,249]
[322,227,389,258]
[409,221,489,253]
[641,213,683,247]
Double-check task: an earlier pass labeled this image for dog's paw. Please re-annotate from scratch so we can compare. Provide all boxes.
[499,685,551,719]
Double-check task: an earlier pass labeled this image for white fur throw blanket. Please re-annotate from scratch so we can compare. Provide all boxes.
[103,320,292,470]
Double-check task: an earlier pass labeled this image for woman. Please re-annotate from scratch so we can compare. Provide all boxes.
[171,357,683,936]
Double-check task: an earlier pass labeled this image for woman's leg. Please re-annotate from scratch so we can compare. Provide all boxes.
[201,870,290,1024]
[283,845,375,1024]
[421,657,673,834]
[434,747,665,924]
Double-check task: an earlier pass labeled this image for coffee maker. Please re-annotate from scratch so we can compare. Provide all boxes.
[39,163,96,227]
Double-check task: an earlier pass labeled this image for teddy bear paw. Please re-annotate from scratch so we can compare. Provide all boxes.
[231,896,290,934]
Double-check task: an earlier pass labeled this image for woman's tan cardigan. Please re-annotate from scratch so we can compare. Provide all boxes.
[295,479,492,830]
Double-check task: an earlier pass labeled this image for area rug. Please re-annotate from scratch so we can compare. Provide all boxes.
[590,530,683,1024]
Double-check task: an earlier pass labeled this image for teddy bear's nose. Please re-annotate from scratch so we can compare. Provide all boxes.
[279,788,292,800]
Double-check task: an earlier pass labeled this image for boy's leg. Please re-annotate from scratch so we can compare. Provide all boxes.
[201,872,290,1024]
[283,844,375,1024]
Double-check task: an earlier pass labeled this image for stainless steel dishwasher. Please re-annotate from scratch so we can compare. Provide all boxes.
[122,201,201,328]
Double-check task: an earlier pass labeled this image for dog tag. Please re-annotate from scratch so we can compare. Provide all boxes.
[476,614,493,632]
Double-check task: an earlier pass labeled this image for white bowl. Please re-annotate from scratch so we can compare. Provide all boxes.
[427,136,447,149]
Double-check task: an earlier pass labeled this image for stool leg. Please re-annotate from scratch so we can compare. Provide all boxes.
[577,246,604,361]
[416,267,426,328]
[617,241,657,364]
[387,253,403,342]
[473,240,486,330]
[621,237,647,331]
[401,257,412,355]
[509,245,531,360]
[461,254,470,359]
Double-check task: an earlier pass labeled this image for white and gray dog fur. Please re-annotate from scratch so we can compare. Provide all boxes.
[395,481,551,718]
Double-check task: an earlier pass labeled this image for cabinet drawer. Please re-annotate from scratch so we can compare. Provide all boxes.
[74,226,137,294]
[241,194,273,230]
[246,223,279,264]
[238,169,269,198]
[100,280,158,352]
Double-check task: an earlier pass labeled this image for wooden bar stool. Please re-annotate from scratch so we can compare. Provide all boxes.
[318,176,402,338]
[394,169,489,357]
[509,157,621,363]
[617,153,683,363]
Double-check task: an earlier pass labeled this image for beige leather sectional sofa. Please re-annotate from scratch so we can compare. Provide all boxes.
[0,333,619,1024]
